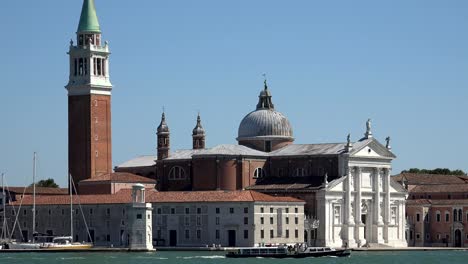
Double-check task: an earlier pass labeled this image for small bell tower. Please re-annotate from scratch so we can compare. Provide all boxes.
[128,184,154,251]
[192,113,206,149]
[66,0,113,187]
[157,112,170,160]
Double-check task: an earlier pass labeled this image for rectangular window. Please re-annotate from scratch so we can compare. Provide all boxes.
[270,217,274,224]
[197,216,201,226]
[216,217,220,225]
[185,208,190,214]
[215,208,220,214]
[260,207,264,213]
[136,214,142,219]
[295,217,299,225]
[185,217,190,226]
[261,230,264,239]
[196,230,201,239]
[286,217,289,225]
[416,213,420,222]
[295,207,298,214]
[171,208,175,214]
[244,230,249,239]
[285,208,289,214]
[295,229,299,238]
[260,217,264,225]
[197,208,202,214]
[106,208,110,215]
[244,207,248,214]
[270,207,274,213]
[286,229,289,238]
[185,229,190,239]
[90,208,93,215]
[244,217,248,225]
[230,208,234,214]
[106,234,110,242]
[216,230,220,239]
[270,230,274,238]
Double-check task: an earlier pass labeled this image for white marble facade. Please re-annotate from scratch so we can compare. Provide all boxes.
[316,137,408,248]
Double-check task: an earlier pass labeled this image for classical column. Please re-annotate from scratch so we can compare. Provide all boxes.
[385,168,391,224]
[346,167,354,225]
[374,168,383,225]
[355,167,362,224]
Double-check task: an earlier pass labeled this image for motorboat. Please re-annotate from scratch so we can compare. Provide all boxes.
[226,246,350,258]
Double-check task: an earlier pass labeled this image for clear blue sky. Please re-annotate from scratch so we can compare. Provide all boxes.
[1,0,467,187]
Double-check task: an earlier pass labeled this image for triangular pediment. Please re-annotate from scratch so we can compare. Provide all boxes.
[350,138,396,159]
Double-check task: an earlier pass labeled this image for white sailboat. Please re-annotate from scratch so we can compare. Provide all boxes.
[7,152,41,249]
[39,174,92,250]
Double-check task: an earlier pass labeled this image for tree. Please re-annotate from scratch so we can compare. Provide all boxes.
[400,168,466,176]
[29,178,59,188]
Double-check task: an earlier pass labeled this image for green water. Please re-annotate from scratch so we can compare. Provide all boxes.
[0,250,467,264]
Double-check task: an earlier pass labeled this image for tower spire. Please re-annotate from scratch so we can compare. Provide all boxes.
[192,113,206,149]
[157,112,170,160]
[77,0,101,33]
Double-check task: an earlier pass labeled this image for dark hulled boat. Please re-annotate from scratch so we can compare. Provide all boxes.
[226,246,350,258]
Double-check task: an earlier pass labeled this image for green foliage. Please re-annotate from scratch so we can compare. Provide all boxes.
[401,168,466,176]
[29,178,59,188]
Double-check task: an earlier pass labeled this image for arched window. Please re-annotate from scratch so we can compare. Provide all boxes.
[169,166,186,180]
[458,209,463,222]
[253,168,265,179]
[445,211,450,222]
[436,211,441,222]
[294,168,307,177]
[454,209,458,222]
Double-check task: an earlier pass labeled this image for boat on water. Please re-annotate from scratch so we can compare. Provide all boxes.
[1,153,93,251]
[40,236,92,250]
[226,246,350,258]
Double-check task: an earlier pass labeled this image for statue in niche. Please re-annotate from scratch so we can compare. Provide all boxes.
[361,200,368,214]
[350,202,355,217]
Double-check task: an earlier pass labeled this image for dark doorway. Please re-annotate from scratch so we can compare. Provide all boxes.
[120,230,125,246]
[454,230,462,247]
[21,230,28,242]
[88,229,95,243]
[361,214,367,239]
[304,231,308,244]
[169,230,177,247]
[228,230,236,247]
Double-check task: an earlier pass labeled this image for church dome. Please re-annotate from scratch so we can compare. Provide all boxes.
[238,109,293,139]
[237,81,294,148]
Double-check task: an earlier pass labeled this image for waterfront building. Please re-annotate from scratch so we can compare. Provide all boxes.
[4,190,305,247]
[1,0,408,249]
[394,173,468,247]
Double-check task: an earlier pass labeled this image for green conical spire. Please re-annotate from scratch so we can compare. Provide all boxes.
[77,0,101,33]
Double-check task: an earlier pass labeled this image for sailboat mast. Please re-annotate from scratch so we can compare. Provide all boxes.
[1,172,5,240]
[32,152,36,240]
[70,174,73,241]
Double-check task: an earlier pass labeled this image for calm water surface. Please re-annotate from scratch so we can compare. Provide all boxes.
[0,250,467,264]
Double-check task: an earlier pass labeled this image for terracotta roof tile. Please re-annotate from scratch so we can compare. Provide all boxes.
[411,184,468,193]
[407,199,468,206]
[147,190,303,203]
[79,172,155,184]
[2,187,68,195]
[10,190,303,206]
[392,173,468,185]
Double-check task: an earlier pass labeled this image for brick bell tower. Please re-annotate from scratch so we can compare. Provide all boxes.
[66,0,112,187]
